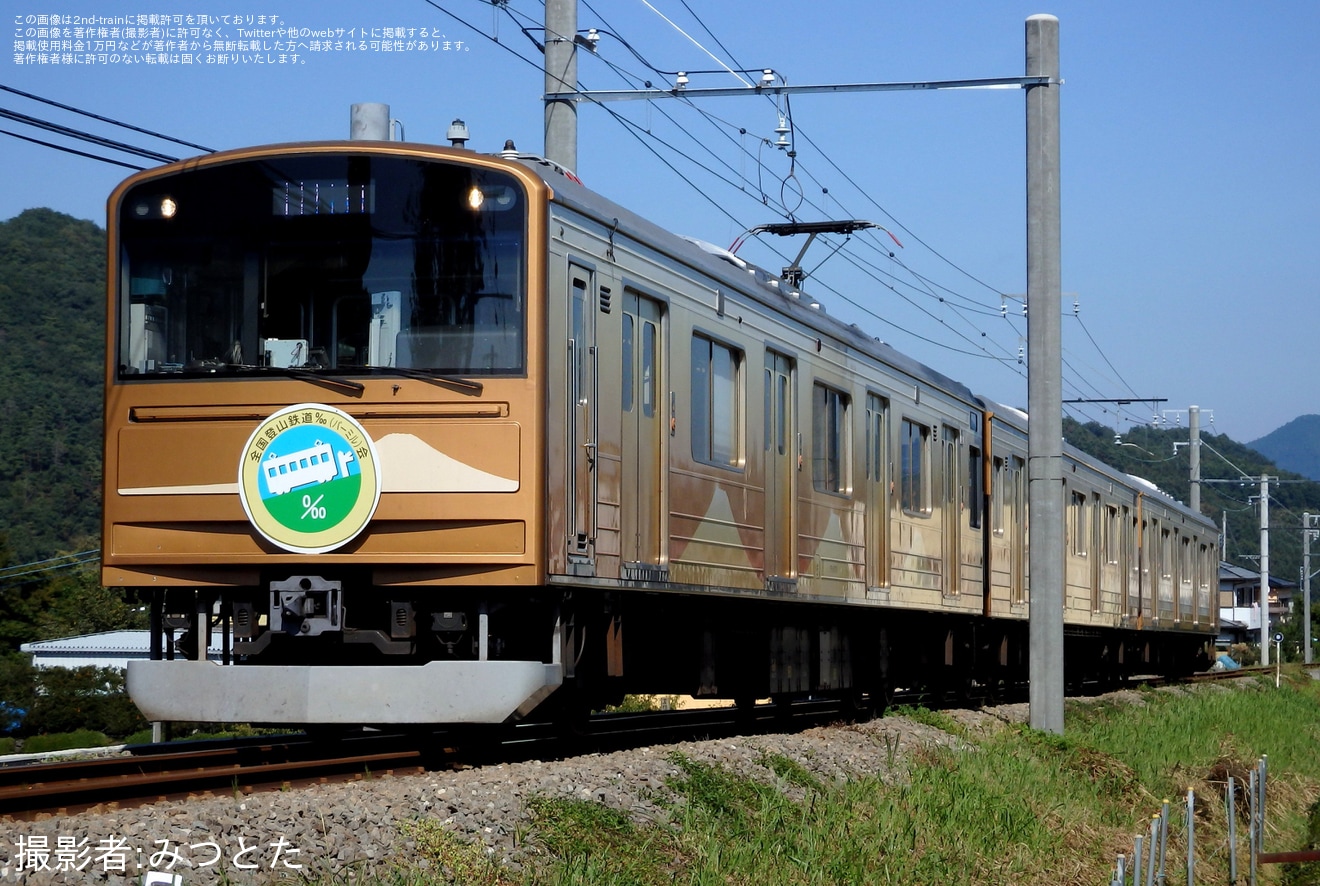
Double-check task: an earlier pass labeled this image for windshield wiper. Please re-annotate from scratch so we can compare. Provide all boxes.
[231,364,366,394]
[368,366,484,395]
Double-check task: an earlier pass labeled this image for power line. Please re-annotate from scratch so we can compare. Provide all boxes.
[0,84,214,153]
[0,126,145,170]
[0,550,100,587]
[0,106,178,163]
[480,4,1126,422]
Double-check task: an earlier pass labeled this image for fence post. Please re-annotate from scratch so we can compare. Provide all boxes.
[1146,815,1159,886]
[1259,756,1268,855]
[1249,768,1257,886]
[1186,788,1196,886]
[1227,775,1237,884]
[1157,798,1169,886]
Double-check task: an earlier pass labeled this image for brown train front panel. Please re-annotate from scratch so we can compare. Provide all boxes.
[101,144,551,592]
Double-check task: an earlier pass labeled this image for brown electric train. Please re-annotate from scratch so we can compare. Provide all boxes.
[103,140,1217,726]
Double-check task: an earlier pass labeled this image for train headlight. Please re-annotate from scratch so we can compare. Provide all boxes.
[466,185,516,211]
[159,197,178,219]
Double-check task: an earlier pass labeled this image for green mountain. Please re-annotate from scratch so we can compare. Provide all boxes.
[0,209,105,564]
[1250,415,1320,482]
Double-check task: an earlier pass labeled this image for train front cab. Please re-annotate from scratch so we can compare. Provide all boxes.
[106,144,566,725]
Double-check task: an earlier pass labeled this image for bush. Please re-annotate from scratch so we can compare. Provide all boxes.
[21,666,146,739]
[22,729,111,754]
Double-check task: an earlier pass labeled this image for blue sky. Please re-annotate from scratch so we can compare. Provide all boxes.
[5,0,1318,444]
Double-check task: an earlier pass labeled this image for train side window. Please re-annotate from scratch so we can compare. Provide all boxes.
[641,317,657,418]
[691,334,742,469]
[900,418,930,515]
[1070,490,1088,556]
[812,383,850,495]
[967,446,983,529]
[622,313,634,413]
[865,395,888,481]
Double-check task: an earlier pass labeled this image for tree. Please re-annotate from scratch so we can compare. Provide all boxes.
[20,665,146,738]
[36,560,148,639]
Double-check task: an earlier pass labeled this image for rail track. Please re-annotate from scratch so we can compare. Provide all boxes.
[0,699,848,819]
[0,668,1273,820]
[0,732,430,820]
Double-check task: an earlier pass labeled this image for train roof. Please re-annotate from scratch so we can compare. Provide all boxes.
[506,153,978,408]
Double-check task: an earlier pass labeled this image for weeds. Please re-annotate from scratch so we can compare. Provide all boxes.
[396,817,515,886]
[368,677,1320,886]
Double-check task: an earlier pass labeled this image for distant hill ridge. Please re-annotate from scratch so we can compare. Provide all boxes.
[1250,415,1320,481]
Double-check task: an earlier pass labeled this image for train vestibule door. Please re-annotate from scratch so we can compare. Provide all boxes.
[764,351,796,582]
[566,264,597,572]
[942,425,960,596]
[621,292,665,570]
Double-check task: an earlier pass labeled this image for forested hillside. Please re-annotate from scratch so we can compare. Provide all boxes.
[0,209,105,564]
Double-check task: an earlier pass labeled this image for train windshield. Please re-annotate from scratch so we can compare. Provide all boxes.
[115,153,527,379]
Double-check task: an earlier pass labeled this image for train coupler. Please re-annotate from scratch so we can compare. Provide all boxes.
[270,575,343,636]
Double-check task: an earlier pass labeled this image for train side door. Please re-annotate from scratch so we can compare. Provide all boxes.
[865,393,890,589]
[621,291,665,569]
[764,351,796,581]
[1010,455,1026,605]
[566,264,598,571]
[942,424,960,597]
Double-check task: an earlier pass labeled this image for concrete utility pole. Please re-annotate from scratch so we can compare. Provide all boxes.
[1026,14,1063,735]
[544,0,578,172]
[1305,513,1316,665]
[1260,476,1271,666]
[1189,405,1202,514]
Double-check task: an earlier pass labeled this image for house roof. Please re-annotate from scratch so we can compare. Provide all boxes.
[1219,562,1296,590]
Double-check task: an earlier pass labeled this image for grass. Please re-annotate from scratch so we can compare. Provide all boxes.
[363,670,1320,885]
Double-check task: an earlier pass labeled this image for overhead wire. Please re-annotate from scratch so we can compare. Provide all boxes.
[0,84,214,153]
[10,0,1136,433]
[614,4,1045,374]
[0,550,101,588]
[544,1,1126,424]
[0,106,178,164]
[0,126,145,170]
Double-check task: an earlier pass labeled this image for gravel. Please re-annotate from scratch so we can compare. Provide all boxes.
[0,702,1028,885]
